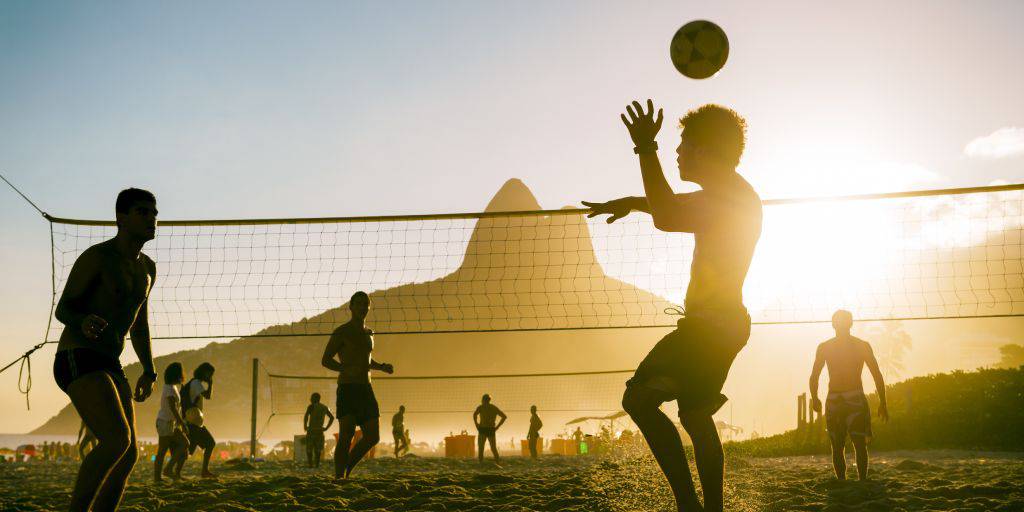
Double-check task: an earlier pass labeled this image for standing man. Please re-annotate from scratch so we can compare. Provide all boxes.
[182,362,217,478]
[303,392,335,468]
[392,405,408,458]
[52,188,159,511]
[810,310,889,481]
[527,405,543,459]
[473,394,507,464]
[321,291,394,480]
[585,101,762,512]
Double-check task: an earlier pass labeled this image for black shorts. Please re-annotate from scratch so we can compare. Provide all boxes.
[477,427,497,441]
[627,313,750,414]
[336,383,380,425]
[306,430,325,448]
[53,348,129,394]
[186,423,216,453]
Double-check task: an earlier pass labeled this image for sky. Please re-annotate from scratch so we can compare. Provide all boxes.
[1,0,1023,435]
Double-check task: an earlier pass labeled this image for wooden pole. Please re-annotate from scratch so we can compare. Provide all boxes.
[250,358,259,461]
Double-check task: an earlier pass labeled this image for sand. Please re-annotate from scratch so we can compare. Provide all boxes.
[1,450,1022,511]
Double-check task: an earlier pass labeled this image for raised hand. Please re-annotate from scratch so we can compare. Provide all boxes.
[582,198,634,223]
[621,99,664,146]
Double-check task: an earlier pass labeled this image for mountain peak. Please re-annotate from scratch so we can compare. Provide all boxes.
[484,179,541,212]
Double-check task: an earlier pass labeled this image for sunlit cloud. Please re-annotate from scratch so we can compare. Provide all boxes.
[964,127,1024,159]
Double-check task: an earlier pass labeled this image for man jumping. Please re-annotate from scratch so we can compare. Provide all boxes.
[321,291,394,479]
[53,188,159,511]
[810,310,889,481]
[585,101,761,512]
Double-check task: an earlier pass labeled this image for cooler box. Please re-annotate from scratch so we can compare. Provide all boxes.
[549,439,579,455]
[294,435,307,465]
[444,434,475,458]
[520,438,544,457]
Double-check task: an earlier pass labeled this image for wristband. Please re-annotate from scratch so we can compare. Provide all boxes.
[633,141,658,154]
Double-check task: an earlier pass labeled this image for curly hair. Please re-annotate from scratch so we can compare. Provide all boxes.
[678,104,747,168]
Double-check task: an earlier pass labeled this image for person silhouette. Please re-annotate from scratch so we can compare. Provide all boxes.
[303,392,335,468]
[392,405,408,458]
[322,291,394,479]
[527,405,543,459]
[585,101,761,512]
[52,188,159,511]
[810,310,889,481]
[473,394,507,463]
[154,362,189,482]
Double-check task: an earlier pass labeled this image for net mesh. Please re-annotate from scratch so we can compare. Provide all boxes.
[44,185,1024,342]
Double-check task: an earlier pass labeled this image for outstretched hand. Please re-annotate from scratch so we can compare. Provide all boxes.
[581,198,633,223]
[621,99,664,146]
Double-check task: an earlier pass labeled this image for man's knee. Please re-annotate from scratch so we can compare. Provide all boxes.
[362,430,380,445]
[622,387,658,417]
[98,429,133,456]
[679,412,715,437]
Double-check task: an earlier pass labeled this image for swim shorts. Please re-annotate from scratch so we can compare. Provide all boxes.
[825,390,872,439]
[627,311,750,415]
[336,383,380,425]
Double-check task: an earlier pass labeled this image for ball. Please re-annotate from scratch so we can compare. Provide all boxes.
[670,20,729,79]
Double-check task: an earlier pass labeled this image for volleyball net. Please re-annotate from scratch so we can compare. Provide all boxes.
[40,183,1024,343]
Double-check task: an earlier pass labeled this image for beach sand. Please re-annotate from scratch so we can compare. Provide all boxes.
[1,450,1022,511]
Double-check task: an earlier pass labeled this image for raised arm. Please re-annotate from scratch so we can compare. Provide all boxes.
[809,344,826,413]
[324,408,335,431]
[321,332,343,372]
[55,248,106,339]
[862,342,889,421]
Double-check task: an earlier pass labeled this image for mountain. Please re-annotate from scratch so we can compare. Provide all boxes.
[32,179,675,441]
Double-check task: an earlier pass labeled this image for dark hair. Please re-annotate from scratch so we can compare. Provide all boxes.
[678,104,747,168]
[482,394,491,402]
[311,392,321,402]
[351,291,369,303]
[194,362,215,379]
[115,188,156,214]
[163,362,184,385]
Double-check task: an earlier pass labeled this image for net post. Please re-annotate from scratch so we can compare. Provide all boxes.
[250,358,259,461]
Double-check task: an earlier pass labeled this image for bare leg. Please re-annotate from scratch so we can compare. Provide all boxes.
[489,433,500,462]
[346,420,380,478]
[851,435,868,480]
[90,376,139,512]
[306,437,315,468]
[622,386,703,512]
[66,373,133,512]
[154,438,170,481]
[681,412,724,512]
[335,416,356,479]
[200,445,215,477]
[829,433,847,480]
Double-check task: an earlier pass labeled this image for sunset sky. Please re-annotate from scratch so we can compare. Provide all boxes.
[2,0,1022,434]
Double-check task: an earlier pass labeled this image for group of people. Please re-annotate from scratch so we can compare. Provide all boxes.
[50,100,890,512]
[152,361,218,482]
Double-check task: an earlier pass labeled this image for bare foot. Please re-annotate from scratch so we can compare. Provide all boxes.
[201,470,217,479]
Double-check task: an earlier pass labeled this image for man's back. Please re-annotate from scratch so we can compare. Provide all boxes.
[819,336,872,393]
[475,404,501,428]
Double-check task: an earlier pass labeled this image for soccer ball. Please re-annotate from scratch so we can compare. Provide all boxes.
[670,20,729,79]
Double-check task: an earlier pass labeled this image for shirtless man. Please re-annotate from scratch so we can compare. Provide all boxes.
[585,101,762,512]
[52,188,158,511]
[810,310,889,481]
[391,405,408,458]
[473,394,507,463]
[527,405,542,459]
[303,393,335,468]
[321,291,394,479]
